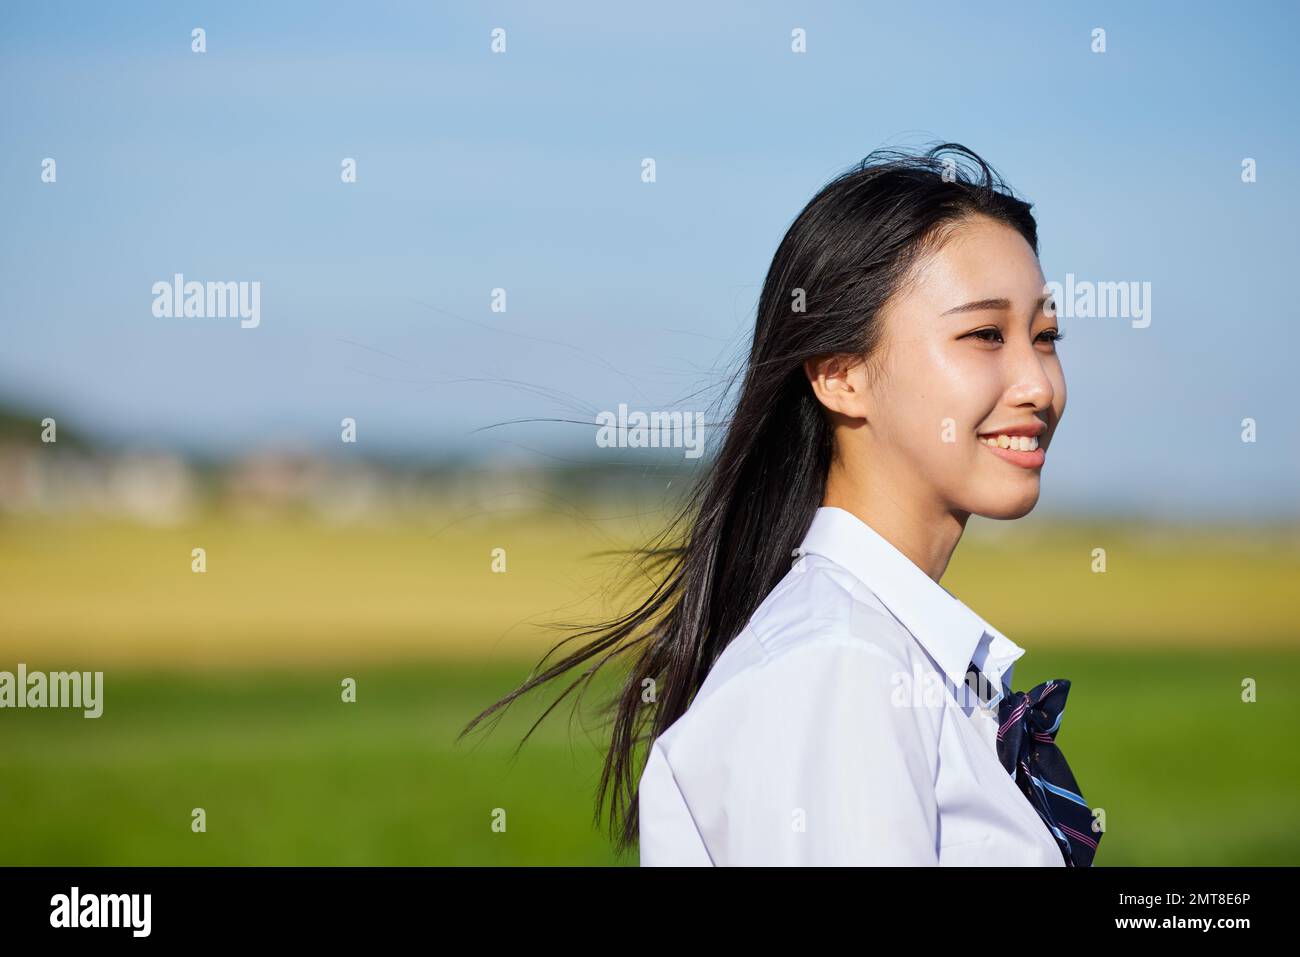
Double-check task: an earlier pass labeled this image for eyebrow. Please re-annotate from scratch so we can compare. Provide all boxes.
[941,293,1052,317]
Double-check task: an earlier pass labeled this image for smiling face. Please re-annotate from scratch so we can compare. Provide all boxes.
[807,213,1066,527]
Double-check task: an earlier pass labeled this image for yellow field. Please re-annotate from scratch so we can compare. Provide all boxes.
[0,510,1296,671]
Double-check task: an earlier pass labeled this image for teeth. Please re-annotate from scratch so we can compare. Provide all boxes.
[982,434,1039,451]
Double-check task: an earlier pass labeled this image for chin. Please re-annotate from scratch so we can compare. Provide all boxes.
[970,486,1041,521]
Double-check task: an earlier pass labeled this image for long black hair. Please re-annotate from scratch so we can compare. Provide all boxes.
[458,142,1039,855]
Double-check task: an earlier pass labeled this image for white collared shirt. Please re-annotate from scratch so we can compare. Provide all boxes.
[637,506,1064,866]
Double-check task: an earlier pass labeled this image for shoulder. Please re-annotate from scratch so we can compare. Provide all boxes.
[687,552,917,705]
[747,552,914,664]
[651,554,931,758]
[638,556,949,864]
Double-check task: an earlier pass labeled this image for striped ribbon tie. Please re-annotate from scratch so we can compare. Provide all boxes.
[995,679,1102,867]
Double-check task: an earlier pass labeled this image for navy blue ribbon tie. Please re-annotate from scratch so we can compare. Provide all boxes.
[996,679,1101,867]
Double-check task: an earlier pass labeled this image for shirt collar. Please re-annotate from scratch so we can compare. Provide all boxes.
[797,506,1025,707]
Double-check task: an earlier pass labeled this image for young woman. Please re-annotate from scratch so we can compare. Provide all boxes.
[462,143,1101,866]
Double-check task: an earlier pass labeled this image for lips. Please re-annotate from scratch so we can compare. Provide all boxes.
[977,421,1046,440]
[979,435,1045,469]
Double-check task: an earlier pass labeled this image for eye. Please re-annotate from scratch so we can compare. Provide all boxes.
[964,328,1066,346]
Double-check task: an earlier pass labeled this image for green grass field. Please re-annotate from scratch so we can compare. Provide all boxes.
[1,652,1297,865]
[1,511,1297,865]
[0,661,631,865]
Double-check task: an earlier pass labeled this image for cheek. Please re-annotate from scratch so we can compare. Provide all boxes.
[921,349,1001,434]
[887,386,980,465]
[879,341,996,453]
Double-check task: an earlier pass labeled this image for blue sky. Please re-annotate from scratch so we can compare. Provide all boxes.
[1,1,1298,518]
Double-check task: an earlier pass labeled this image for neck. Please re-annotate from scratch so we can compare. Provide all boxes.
[821,458,968,582]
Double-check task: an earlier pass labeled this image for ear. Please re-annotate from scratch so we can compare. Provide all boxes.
[804,353,872,420]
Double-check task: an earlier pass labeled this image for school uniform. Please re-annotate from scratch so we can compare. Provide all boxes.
[638,505,1099,866]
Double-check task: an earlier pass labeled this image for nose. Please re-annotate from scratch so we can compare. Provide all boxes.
[1003,336,1057,414]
